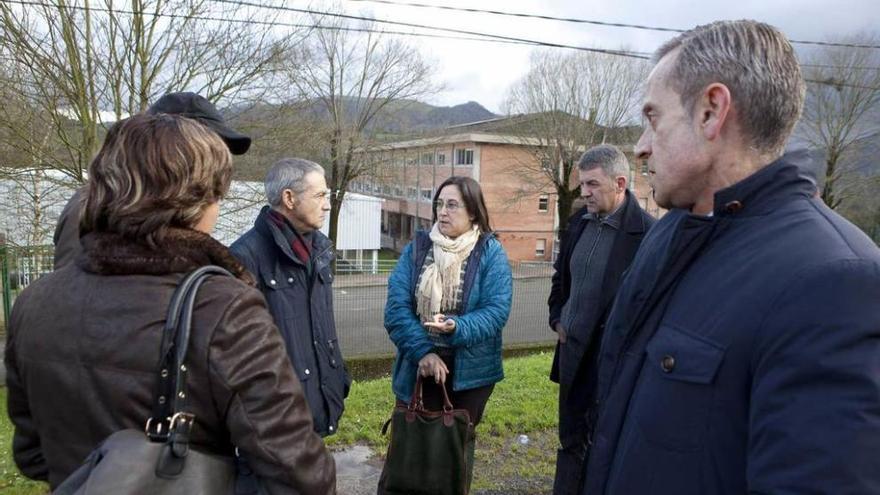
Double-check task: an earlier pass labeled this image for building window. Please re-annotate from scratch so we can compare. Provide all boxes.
[421,152,434,165]
[535,238,546,257]
[538,195,549,212]
[382,185,391,195]
[455,148,474,165]
[407,187,417,199]
[437,153,446,165]
[420,188,433,201]
[641,160,649,175]
[394,186,403,197]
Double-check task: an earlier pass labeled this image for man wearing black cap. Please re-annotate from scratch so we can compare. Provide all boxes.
[52,92,251,269]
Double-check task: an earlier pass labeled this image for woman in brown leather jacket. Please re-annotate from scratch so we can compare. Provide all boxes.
[4,113,336,493]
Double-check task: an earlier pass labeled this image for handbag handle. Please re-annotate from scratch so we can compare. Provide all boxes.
[147,265,233,441]
[410,373,455,413]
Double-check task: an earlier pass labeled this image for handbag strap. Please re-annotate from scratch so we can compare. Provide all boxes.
[146,265,233,441]
[410,374,455,412]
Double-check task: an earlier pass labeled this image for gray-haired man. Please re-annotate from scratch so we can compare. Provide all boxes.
[230,158,350,437]
[547,144,654,495]
[581,20,880,494]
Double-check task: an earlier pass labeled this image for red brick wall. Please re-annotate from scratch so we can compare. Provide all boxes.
[479,144,557,262]
[371,141,664,260]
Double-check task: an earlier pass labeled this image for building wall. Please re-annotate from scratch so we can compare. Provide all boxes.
[478,143,557,262]
[360,140,663,262]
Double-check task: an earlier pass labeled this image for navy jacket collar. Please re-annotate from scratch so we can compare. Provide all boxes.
[254,205,332,266]
[712,151,816,218]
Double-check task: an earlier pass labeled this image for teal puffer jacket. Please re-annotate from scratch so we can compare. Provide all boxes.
[384,231,513,402]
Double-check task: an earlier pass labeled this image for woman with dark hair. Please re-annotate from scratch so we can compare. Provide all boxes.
[383,175,513,492]
[5,113,335,493]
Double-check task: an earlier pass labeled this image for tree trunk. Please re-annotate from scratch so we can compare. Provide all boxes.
[822,152,839,209]
[328,191,344,247]
[555,185,578,236]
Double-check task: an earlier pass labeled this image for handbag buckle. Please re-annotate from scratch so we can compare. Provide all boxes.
[170,412,196,434]
[145,417,169,441]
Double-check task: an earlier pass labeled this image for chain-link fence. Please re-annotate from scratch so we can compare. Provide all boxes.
[332,259,555,358]
[1,244,54,331]
[1,246,556,358]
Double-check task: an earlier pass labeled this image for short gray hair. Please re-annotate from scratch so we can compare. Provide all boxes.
[265,157,324,206]
[654,20,805,156]
[577,144,630,179]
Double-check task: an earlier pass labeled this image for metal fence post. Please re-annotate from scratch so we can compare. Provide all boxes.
[1,238,10,329]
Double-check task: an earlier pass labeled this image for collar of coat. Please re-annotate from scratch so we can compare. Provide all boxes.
[712,150,816,217]
[78,228,255,285]
[571,189,649,235]
[253,205,333,266]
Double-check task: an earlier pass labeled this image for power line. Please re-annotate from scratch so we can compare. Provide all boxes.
[801,63,880,72]
[806,78,880,91]
[3,0,879,87]
[1,0,648,58]
[206,0,650,58]
[343,0,880,50]
[0,0,542,48]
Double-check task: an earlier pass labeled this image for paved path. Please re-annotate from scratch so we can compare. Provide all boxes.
[334,276,555,357]
[334,445,382,495]
[0,275,553,385]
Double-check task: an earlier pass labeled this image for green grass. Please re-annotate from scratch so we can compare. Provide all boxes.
[326,351,558,450]
[0,352,558,493]
[327,352,559,492]
[0,392,48,494]
[377,249,400,262]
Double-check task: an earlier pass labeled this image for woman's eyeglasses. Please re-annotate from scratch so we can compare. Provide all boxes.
[433,200,462,212]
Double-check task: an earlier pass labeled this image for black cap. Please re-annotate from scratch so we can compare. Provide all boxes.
[147,92,251,155]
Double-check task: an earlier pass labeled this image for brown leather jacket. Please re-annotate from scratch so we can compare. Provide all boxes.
[5,229,336,493]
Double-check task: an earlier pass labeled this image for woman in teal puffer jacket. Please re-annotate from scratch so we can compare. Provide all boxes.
[382,176,513,491]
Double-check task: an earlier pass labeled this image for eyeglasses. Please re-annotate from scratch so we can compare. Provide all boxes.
[433,199,462,213]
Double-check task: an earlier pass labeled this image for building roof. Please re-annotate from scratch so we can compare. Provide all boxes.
[364,112,641,152]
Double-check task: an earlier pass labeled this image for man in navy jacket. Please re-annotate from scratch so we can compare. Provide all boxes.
[581,20,880,494]
[231,158,350,437]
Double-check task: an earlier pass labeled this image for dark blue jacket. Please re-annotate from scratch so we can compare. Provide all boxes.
[582,155,880,494]
[385,231,513,402]
[230,206,350,437]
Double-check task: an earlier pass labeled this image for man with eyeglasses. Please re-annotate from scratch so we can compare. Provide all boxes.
[547,144,655,495]
[231,157,350,437]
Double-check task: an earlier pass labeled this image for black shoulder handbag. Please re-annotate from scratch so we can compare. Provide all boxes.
[55,265,238,494]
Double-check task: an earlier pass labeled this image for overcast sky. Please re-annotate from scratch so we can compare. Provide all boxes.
[308,0,880,113]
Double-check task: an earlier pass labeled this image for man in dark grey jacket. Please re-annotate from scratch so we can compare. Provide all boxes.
[547,145,654,495]
[230,158,350,436]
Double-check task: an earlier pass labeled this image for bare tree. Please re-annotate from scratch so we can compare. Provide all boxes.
[502,49,647,229]
[798,33,880,209]
[285,13,436,244]
[0,0,302,183]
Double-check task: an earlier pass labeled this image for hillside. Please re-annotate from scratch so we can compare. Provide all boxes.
[224,98,498,180]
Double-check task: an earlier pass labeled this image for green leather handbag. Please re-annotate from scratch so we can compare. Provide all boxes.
[377,375,475,495]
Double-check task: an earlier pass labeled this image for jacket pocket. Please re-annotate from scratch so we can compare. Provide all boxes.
[258,267,293,292]
[317,264,333,285]
[631,324,725,451]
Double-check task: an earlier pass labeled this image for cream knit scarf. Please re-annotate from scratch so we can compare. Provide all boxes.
[416,223,481,320]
